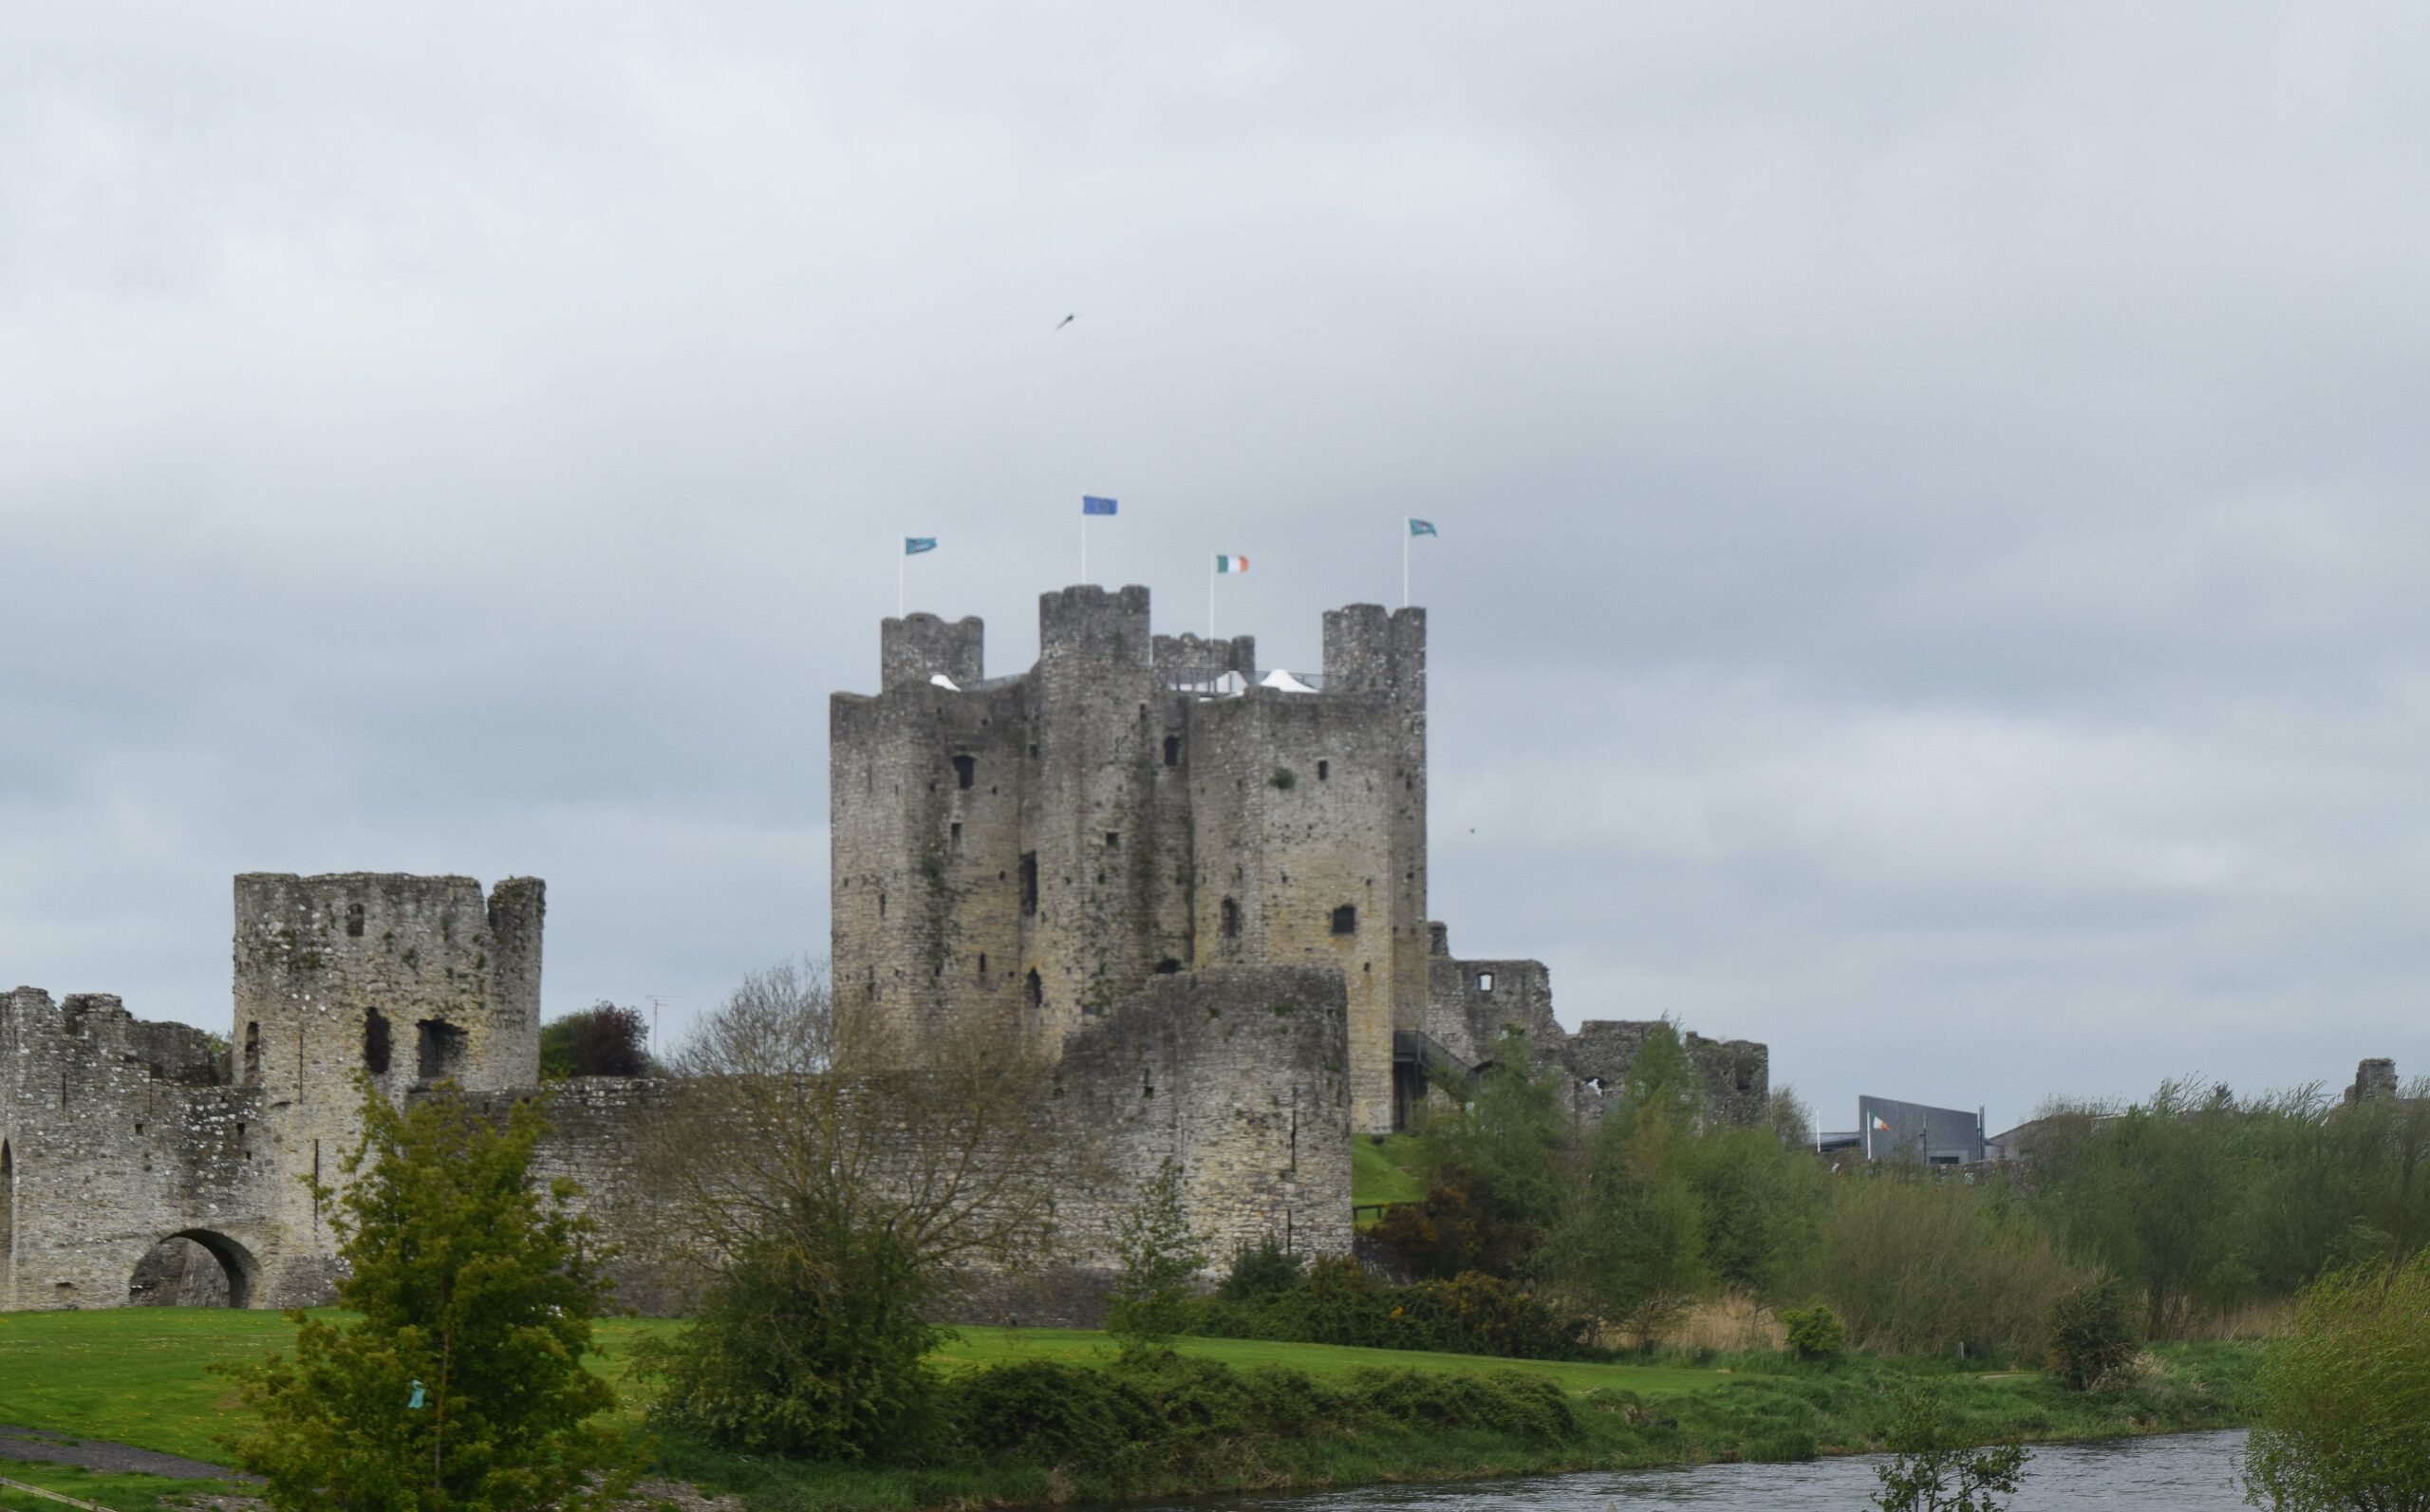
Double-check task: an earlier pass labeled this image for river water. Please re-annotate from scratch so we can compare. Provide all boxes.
[1131,1430,2251,1510]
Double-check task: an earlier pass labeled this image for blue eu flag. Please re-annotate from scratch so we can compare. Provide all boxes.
[1082,495,1118,515]
[904,536,938,555]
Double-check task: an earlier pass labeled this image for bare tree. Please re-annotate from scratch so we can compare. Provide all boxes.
[629,958,1093,1304]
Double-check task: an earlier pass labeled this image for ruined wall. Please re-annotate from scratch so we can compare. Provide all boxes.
[1563,1020,1770,1126]
[959,963,1354,1325]
[443,965,1353,1326]
[0,988,272,1311]
[231,873,544,1305]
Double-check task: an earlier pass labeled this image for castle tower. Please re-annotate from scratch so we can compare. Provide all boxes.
[231,873,542,1302]
[831,586,1426,1130]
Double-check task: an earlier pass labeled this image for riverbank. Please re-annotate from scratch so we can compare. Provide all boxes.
[0,1310,2256,1512]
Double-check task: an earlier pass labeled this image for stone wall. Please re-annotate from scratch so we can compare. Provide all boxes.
[1563,1019,1771,1126]
[0,988,273,1311]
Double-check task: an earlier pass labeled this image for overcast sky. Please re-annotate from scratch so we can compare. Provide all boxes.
[5,5,2425,1130]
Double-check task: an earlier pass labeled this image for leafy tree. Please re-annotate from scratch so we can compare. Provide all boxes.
[1108,1158,1206,1349]
[222,1079,634,1512]
[1680,1122,1825,1298]
[1379,1036,1577,1279]
[1545,1021,1709,1344]
[1872,1381,2028,1512]
[2027,1082,2256,1335]
[2242,1251,2430,1511]
[537,1002,653,1079]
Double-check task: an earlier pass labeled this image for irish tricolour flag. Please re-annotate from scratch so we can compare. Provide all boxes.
[1214,553,1248,573]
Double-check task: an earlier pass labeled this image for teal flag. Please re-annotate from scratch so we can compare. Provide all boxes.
[904,536,938,555]
[1408,518,1438,537]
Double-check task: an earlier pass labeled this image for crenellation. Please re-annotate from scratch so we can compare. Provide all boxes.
[5,579,1774,1323]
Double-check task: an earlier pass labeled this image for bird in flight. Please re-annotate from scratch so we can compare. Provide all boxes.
[1055,313,1076,331]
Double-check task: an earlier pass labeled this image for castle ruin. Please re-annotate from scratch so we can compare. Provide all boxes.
[2,583,1766,1315]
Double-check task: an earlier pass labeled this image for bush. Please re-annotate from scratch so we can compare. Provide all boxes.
[2243,1252,2430,1511]
[1345,1368,1577,1442]
[2045,1278,2140,1391]
[1218,1235,1303,1301]
[640,1234,944,1459]
[1779,1302,1845,1361]
[1185,1259,1597,1360]
[951,1361,1160,1473]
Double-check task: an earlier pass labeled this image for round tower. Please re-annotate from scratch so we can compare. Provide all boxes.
[231,872,543,1304]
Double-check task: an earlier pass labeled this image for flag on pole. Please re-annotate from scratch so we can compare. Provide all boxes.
[904,536,938,555]
[1082,495,1118,515]
[1871,1115,1891,1132]
[1409,518,1438,537]
[1214,554,1248,573]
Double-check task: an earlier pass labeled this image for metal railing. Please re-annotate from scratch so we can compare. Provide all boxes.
[1161,668,1330,696]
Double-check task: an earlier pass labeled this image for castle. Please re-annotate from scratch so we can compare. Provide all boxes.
[833,585,1769,1134]
[1,584,1766,1314]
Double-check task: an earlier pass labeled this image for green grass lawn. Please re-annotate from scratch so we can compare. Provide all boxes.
[0,1307,1729,1469]
[1351,1133,1425,1208]
[0,1306,2256,1512]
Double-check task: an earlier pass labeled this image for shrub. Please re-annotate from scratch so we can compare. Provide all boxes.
[1185,1260,1597,1360]
[1345,1368,1577,1442]
[951,1360,1160,1474]
[2243,1252,2430,1511]
[1780,1302,1845,1361]
[2044,1278,2140,1391]
[641,1233,944,1459]
[1218,1234,1303,1301]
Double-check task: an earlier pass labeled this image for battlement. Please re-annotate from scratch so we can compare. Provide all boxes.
[233,872,544,1096]
[1151,631,1257,680]
[1321,604,1425,699]
[1039,584,1153,669]
[881,612,985,690]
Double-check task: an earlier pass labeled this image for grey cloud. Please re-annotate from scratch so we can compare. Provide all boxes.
[3,3,2425,1128]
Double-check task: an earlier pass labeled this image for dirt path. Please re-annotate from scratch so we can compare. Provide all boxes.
[0,1427,254,1484]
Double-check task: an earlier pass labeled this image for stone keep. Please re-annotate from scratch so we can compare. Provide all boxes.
[832,585,1427,1134]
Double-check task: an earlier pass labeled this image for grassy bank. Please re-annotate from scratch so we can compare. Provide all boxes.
[0,1309,2255,1511]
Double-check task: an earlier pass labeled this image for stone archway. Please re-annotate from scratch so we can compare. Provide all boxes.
[128,1228,260,1309]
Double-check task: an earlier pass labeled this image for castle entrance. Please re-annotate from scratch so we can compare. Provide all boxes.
[127,1229,259,1308]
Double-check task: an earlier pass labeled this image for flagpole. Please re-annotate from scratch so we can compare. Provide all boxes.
[1402,521,1410,608]
[1081,514,1088,586]
[898,539,906,619]
[1208,560,1216,641]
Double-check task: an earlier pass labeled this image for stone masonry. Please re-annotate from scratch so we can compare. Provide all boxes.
[3,583,1770,1316]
